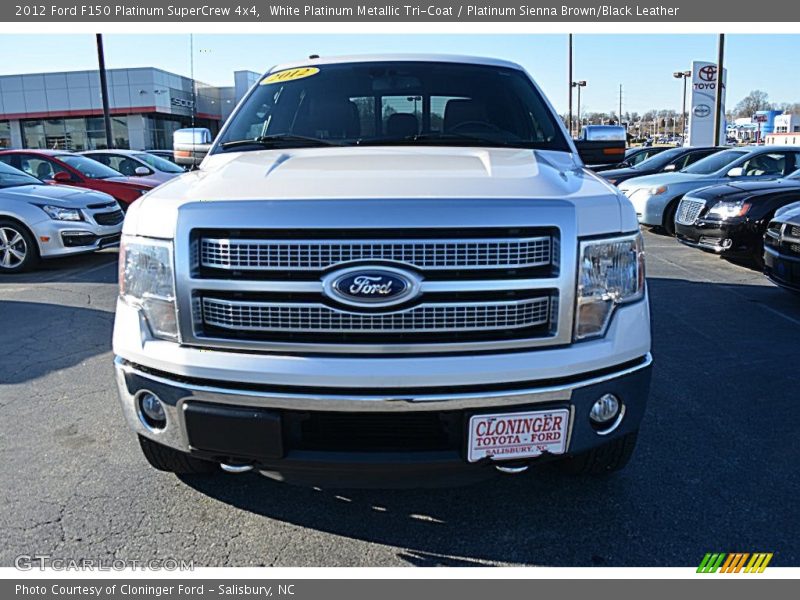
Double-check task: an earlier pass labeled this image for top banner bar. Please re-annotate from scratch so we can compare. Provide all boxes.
[1,1,795,22]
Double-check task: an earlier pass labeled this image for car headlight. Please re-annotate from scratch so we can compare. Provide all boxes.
[40,205,83,221]
[706,199,752,219]
[575,233,645,341]
[119,235,178,341]
[649,185,668,196]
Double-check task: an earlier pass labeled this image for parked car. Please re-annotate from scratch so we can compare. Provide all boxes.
[114,54,651,485]
[619,146,800,235]
[600,146,724,186]
[674,171,800,265]
[0,160,123,273]
[173,128,213,167]
[0,150,154,209]
[579,125,626,141]
[763,202,800,293]
[591,146,671,173]
[80,149,185,185]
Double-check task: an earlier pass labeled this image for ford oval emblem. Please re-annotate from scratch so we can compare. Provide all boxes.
[322,266,421,308]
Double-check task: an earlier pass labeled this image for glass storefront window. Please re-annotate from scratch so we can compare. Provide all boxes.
[19,115,130,150]
[22,120,46,149]
[0,121,11,148]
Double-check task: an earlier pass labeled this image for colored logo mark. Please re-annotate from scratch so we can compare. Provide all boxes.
[697,552,773,573]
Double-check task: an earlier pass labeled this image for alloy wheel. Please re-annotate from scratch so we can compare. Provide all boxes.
[0,226,28,270]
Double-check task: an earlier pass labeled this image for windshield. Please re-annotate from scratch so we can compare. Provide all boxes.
[0,161,42,188]
[216,61,569,151]
[633,147,686,170]
[56,154,123,179]
[681,149,747,175]
[134,153,185,173]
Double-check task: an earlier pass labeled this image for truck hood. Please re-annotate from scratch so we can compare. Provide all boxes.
[127,147,634,238]
[0,183,115,207]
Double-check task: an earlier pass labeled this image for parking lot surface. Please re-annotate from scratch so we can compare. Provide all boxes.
[0,230,798,567]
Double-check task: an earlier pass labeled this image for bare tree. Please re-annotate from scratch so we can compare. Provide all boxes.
[734,90,772,118]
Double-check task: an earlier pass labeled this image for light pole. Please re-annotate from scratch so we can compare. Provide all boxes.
[571,80,586,137]
[568,34,573,136]
[713,34,726,145]
[95,35,113,149]
[673,70,691,142]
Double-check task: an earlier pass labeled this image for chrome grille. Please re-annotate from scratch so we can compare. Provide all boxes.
[676,199,705,225]
[201,296,551,333]
[791,225,800,239]
[200,236,551,271]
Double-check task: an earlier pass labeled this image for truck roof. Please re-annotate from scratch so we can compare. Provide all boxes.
[267,53,526,74]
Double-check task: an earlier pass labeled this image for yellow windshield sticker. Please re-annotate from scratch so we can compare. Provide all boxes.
[261,67,320,85]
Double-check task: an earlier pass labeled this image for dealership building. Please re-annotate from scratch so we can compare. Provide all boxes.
[0,67,260,151]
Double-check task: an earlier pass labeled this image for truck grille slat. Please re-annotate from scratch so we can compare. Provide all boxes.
[201,296,551,333]
[200,236,551,271]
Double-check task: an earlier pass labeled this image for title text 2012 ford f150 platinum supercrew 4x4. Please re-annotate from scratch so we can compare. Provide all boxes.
[113,55,652,487]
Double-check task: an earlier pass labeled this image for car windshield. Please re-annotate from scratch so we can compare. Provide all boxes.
[133,153,185,173]
[681,149,747,175]
[56,154,123,179]
[216,61,569,151]
[0,161,42,188]
[633,147,686,169]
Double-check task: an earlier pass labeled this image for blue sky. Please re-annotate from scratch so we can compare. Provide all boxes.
[0,34,797,114]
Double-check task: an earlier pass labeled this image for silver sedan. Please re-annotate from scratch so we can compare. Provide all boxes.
[0,161,123,273]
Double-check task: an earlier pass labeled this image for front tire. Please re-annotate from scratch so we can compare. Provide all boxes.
[555,430,639,475]
[137,435,217,474]
[662,201,679,236]
[0,220,38,274]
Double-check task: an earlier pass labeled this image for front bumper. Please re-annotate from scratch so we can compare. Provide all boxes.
[675,219,759,256]
[623,190,671,227]
[764,245,800,293]
[32,219,122,258]
[115,354,652,486]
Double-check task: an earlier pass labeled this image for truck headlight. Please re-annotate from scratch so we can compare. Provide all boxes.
[575,233,645,340]
[706,199,751,219]
[119,235,178,341]
[40,205,83,221]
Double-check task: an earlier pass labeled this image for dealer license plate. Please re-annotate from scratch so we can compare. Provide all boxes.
[467,409,570,463]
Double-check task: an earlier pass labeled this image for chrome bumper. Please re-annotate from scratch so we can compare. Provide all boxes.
[115,353,653,455]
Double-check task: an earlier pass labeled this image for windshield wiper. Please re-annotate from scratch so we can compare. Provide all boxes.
[355,132,541,148]
[220,134,343,150]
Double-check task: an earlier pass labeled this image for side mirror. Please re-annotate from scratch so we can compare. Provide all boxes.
[726,167,744,178]
[52,171,72,183]
[134,166,151,176]
[663,164,677,172]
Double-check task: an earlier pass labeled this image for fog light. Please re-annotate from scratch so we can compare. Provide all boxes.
[590,393,620,425]
[138,392,166,430]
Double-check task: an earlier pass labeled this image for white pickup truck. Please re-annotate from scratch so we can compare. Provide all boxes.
[113,54,651,487]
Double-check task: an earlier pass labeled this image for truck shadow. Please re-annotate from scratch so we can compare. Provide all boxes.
[179,277,800,566]
[0,300,114,385]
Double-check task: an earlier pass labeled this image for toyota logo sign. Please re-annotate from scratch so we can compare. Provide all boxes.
[693,104,711,118]
[698,65,717,82]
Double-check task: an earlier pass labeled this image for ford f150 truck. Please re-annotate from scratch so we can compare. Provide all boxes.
[113,55,652,487]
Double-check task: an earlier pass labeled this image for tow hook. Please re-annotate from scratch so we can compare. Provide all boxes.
[495,464,529,474]
[220,463,254,474]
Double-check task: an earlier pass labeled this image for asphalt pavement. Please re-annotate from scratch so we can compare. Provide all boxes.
[0,230,798,567]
